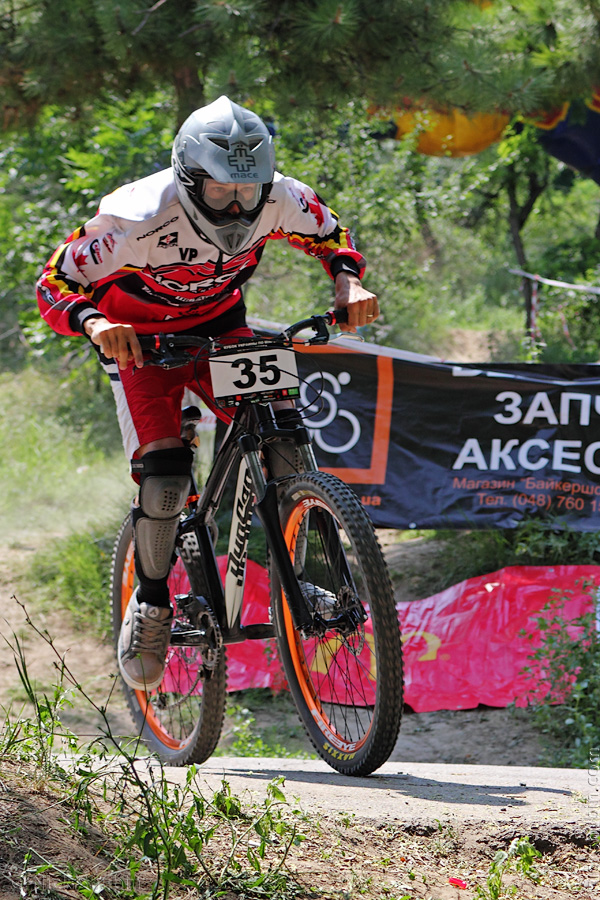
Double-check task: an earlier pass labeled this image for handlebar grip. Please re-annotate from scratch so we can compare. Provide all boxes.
[138,335,157,351]
[328,307,349,326]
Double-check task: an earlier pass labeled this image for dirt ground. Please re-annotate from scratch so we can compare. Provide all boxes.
[1,754,598,900]
[0,327,553,769]
[0,530,559,768]
[382,532,559,769]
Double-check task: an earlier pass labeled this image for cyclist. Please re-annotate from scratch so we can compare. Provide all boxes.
[37,95,378,692]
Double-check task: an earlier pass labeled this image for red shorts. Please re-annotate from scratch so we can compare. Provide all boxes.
[104,327,253,459]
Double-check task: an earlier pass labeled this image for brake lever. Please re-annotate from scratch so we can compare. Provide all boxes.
[306,316,331,345]
[142,335,192,369]
[144,351,192,369]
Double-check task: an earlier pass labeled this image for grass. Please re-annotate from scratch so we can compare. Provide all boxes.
[474,837,542,900]
[216,689,316,760]
[29,523,121,636]
[393,518,600,600]
[0,367,132,542]
[386,519,600,767]
[4,361,600,770]
[2,614,309,900]
[521,580,600,768]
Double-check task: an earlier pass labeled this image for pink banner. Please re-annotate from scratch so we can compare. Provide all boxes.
[397,564,596,712]
[167,559,598,712]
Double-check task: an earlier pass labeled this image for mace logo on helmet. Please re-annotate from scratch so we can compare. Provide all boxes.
[158,232,179,248]
[227,147,257,173]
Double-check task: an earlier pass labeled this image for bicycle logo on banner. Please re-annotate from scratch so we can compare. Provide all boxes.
[300,371,361,454]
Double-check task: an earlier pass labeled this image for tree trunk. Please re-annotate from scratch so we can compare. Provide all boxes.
[506,181,533,333]
[505,166,546,339]
[173,66,205,129]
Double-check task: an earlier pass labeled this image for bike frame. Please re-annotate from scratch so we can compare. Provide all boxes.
[177,399,320,646]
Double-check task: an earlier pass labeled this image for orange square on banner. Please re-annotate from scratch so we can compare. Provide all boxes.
[297,343,394,484]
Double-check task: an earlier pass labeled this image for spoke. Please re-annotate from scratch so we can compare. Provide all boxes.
[293,501,377,746]
[147,609,206,743]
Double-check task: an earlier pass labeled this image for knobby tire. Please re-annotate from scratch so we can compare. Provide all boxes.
[270,472,403,776]
[110,512,227,766]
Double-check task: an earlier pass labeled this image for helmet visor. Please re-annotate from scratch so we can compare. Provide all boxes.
[201,179,264,213]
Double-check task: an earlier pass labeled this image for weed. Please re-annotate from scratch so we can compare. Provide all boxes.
[475,836,541,899]
[521,579,600,767]
[432,819,460,857]
[1,627,79,771]
[337,811,356,828]
[217,697,315,759]
[2,600,308,900]
[30,526,119,635]
[410,518,600,598]
[0,368,132,541]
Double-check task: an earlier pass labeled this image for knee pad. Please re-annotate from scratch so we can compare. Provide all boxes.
[131,447,193,582]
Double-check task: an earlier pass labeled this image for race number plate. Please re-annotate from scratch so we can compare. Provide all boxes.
[209,343,300,405]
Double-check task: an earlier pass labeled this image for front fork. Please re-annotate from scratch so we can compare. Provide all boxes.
[239,432,315,633]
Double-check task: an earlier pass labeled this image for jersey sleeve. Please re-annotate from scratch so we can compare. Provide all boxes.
[271,176,366,279]
[36,213,139,336]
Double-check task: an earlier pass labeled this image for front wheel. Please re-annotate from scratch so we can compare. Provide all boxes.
[110,513,227,766]
[270,472,403,776]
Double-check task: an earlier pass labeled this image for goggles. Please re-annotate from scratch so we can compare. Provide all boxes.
[200,180,264,213]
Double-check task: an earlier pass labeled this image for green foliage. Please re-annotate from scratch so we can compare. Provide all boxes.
[1,624,79,771]
[245,102,528,355]
[475,836,541,900]
[410,518,600,599]
[217,691,316,759]
[0,93,175,366]
[1,86,598,367]
[2,613,308,899]
[0,366,131,540]
[31,526,118,636]
[7,3,600,136]
[521,581,600,767]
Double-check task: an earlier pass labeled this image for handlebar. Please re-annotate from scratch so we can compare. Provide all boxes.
[137,308,349,368]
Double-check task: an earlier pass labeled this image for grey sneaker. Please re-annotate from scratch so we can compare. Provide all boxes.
[118,588,173,691]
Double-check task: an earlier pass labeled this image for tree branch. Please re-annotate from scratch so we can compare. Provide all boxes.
[132,0,170,37]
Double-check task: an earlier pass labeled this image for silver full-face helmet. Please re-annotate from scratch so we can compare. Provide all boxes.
[172,96,275,255]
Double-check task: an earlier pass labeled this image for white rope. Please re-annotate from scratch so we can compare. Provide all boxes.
[0,325,20,342]
[509,267,600,296]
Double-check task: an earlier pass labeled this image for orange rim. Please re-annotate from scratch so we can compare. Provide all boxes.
[120,540,187,750]
[281,497,372,754]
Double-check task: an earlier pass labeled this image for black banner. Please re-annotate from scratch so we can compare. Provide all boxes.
[295,340,600,531]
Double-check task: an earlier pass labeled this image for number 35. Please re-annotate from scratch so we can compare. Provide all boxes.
[232,354,281,389]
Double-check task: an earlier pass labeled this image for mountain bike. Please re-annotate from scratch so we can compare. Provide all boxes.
[110,310,403,776]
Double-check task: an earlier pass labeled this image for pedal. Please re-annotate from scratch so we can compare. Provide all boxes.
[170,623,207,646]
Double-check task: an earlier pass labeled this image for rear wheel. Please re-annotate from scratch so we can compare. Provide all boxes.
[270,472,403,776]
[110,513,227,765]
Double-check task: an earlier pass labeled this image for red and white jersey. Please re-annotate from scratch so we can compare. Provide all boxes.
[37,167,365,336]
